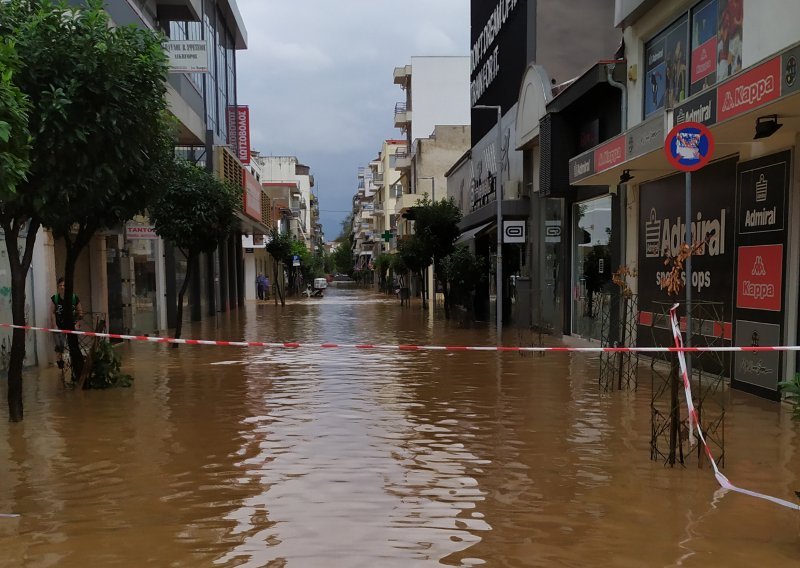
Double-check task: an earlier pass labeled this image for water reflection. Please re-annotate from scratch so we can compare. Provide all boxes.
[0,288,799,567]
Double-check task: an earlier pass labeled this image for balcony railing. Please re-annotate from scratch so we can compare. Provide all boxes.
[394,102,411,129]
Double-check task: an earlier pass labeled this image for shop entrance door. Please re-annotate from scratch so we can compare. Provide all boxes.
[571,195,612,340]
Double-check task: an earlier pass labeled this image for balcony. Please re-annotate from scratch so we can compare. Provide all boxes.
[394,148,411,171]
[373,172,384,186]
[394,102,411,130]
[394,192,420,214]
[393,64,411,86]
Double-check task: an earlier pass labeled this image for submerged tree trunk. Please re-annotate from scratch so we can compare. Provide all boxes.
[3,217,41,422]
[173,251,195,343]
[61,228,94,388]
[273,260,285,306]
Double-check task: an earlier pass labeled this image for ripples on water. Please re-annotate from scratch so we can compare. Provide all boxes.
[1,288,799,567]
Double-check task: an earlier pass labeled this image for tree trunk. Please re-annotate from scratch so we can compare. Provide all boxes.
[61,228,94,388]
[173,251,195,343]
[273,260,285,306]
[3,217,41,422]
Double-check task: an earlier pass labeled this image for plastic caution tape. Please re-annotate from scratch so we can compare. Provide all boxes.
[668,303,800,511]
[3,323,800,353]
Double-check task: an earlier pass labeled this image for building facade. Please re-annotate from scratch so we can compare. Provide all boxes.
[568,0,800,400]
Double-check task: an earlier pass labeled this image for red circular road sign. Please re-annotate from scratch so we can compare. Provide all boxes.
[664,121,715,172]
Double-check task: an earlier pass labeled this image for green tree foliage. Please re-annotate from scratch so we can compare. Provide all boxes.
[332,235,355,276]
[440,246,487,316]
[0,38,29,198]
[373,253,392,292]
[1,0,172,417]
[151,160,240,340]
[265,228,292,305]
[399,196,462,312]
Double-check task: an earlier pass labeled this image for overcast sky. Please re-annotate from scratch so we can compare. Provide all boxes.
[236,0,470,240]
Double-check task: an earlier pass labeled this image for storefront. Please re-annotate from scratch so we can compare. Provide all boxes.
[569,35,800,399]
[539,62,625,338]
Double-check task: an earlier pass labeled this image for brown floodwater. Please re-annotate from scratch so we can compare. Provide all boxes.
[1,287,799,567]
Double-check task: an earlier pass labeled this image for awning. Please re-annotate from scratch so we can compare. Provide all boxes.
[455,221,492,246]
[569,40,800,187]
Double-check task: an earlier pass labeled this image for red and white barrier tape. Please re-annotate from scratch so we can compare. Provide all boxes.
[3,323,800,354]
[668,304,800,511]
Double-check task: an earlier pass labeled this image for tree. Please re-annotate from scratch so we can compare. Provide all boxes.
[1,0,173,416]
[331,235,355,276]
[397,235,431,308]
[373,253,392,292]
[265,228,292,306]
[151,160,240,341]
[440,246,486,318]
[0,34,31,423]
[405,196,462,313]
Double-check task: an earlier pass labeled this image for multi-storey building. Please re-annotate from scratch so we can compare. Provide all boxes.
[9,0,251,367]
[567,0,800,401]
[257,156,317,251]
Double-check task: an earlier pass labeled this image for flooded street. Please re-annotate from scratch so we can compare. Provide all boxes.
[2,287,799,567]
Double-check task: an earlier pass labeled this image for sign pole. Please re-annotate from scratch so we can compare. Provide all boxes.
[664,121,714,389]
[685,171,692,379]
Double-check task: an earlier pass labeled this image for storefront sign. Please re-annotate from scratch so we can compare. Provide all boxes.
[637,159,737,361]
[544,221,561,243]
[781,46,800,96]
[664,121,714,172]
[126,225,157,240]
[243,170,262,221]
[736,159,787,234]
[717,56,781,122]
[503,220,525,243]
[568,152,594,184]
[626,114,664,159]
[593,136,626,174]
[226,106,251,165]
[734,320,781,390]
[735,244,783,311]
[674,87,717,126]
[731,151,791,398]
[166,40,208,73]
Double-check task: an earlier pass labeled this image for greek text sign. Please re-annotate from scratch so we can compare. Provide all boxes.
[166,40,208,73]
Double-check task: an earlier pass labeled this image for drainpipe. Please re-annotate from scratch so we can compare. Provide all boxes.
[605,61,627,130]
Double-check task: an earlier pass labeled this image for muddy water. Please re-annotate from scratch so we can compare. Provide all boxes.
[1,288,799,567]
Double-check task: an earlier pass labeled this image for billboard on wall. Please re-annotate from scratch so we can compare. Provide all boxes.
[732,151,791,398]
[226,106,251,165]
[470,0,530,144]
[637,158,737,374]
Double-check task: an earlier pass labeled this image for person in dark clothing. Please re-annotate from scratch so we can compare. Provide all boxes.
[50,277,82,369]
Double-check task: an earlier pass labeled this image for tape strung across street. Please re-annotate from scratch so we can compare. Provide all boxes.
[2,316,800,515]
[3,322,800,353]
[667,304,800,512]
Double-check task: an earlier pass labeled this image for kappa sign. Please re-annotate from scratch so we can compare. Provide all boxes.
[736,244,783,311]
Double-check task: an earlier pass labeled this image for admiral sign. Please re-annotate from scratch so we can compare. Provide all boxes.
[674,88,716,126]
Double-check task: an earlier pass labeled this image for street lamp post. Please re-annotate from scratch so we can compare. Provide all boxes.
[473,104,503,341]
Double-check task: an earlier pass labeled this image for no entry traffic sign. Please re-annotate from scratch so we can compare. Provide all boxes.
[664,121,715,172]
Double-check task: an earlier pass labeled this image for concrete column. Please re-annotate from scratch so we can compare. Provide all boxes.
[31,228,57,366]
[155,237,167,333]
[88,235,108,329]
